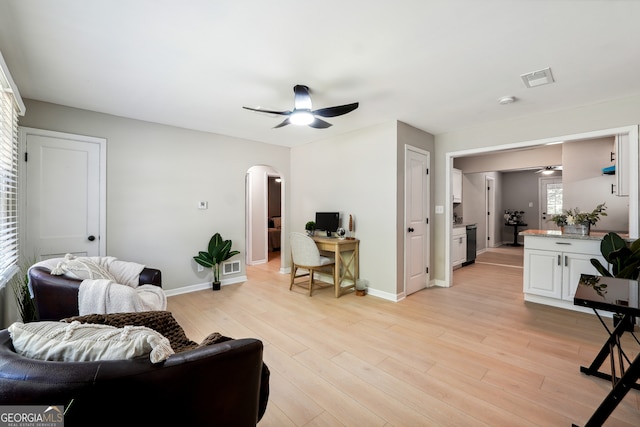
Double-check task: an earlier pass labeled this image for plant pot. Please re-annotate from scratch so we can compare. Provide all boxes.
[212,281,221,291]
[561,223,590,236]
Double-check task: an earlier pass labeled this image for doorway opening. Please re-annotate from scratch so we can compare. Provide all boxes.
[445,125,639,287]
[245,165,284,273]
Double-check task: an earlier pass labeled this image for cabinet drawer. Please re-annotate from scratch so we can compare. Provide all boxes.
[523,236,601,255]
[453,227,466,237]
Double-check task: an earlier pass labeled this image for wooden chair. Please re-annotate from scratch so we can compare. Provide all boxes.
[289,232,335,296]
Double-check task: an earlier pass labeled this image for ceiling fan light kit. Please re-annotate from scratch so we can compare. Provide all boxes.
[498,96,516,105]
[243,84,359,129]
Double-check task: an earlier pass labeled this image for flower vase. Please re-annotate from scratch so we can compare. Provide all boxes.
[561,223,590,236]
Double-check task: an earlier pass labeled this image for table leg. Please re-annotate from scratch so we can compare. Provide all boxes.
[581,353,640,427]
[334,246,341,298]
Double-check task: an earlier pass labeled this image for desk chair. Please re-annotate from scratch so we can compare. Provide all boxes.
[290,232,336,296]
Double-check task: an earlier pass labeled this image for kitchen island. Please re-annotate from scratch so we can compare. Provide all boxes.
[519,229,630,314]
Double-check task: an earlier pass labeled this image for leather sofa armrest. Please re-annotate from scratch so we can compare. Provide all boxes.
[139,267,161,287]
[29,266,82,321]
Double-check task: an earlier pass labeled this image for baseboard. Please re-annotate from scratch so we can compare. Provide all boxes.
[164,275,248,297]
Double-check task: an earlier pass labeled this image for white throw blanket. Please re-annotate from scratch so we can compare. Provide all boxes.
[78,280,166,316]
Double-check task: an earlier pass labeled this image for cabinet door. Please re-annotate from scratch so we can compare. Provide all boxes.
[616,133,629,196]
[452,168,462,203]
[524,249,562,298]
[562,252,607,301]
[451,236,463,267]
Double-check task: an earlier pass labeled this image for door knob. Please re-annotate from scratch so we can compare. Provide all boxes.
[407,227,414,232]
[88,235,96,241]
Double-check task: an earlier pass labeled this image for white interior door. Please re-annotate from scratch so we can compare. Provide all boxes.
[405,146,430,296]
[539,177,563,230]
[22,128,105,260]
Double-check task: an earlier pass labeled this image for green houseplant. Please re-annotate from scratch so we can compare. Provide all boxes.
[10,261,37,322]
[193,233,240,291]
[305,221,315,236]
[590,231,640,280]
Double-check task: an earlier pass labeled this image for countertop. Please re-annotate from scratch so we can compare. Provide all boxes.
[519,229,631,241]
[453,223,476,228]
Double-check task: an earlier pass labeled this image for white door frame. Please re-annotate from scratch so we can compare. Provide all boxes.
[19,127,107,259]
[485,176,496,248]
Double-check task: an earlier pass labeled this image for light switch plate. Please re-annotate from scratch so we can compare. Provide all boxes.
[435,205,444,214]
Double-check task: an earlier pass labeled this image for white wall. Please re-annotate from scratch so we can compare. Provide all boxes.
[563,137,628,232]
[19,100,290,292]
[435,93,640,284]
[290,121,398,297]
[289,120,434,300]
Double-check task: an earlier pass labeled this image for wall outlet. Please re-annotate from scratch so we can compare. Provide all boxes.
[435,205,444,214]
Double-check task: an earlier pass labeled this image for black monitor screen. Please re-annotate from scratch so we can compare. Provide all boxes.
[315,212,339,233]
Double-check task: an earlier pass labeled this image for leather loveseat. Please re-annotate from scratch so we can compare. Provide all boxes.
[0,311,269,426]
[29,265,162,320]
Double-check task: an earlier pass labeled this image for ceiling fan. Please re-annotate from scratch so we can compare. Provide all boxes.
[535,165,563,174]
[242,85,359,129]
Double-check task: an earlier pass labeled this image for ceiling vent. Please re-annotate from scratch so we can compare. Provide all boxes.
[520,67,555,88]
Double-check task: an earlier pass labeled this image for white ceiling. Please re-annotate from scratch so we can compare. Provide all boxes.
[1,0,639,148]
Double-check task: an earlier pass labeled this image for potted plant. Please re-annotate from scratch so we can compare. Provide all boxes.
[590,231,640,330]
[590,231,640,280]
[305,221,315,236]
[549,203,607,235]
[193,233,240,291]
[10,260,37,322]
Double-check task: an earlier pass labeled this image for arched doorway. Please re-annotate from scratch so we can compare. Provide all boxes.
[246,165,284,271]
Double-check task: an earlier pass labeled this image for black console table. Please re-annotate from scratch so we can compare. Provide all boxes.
[573,274,640,427]
[504,222,527,246]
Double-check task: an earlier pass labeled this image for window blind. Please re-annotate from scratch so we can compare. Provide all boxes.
[0,47,24,285]
[0,85,19,279]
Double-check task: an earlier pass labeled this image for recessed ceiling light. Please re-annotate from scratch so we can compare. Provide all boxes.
[521,67,555,88]
[498,96,516,105]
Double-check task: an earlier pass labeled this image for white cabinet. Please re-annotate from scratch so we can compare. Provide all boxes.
[615,133,629,197]
[452,168,462,203]
[452,227,467,267]
[523,236,607,304]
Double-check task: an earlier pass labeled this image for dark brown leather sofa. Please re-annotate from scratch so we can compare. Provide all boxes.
[28,266,162,320]
[0,330,267,426]
[0,311,269,426]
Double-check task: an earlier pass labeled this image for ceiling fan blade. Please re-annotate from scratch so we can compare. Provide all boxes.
[242,106,291,116]
[273,118,291,128]
[293,85,312,110]
[308,118,332,129]
[312,102,359,118]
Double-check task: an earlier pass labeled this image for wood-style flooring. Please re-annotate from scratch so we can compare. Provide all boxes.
[167,246,640,426]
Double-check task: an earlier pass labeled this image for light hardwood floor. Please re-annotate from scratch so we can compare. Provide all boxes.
[167,248,640,426]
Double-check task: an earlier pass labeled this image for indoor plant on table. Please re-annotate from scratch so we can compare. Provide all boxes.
[305,221,315,237]
[549,203,607,235]
[193,233,240,291]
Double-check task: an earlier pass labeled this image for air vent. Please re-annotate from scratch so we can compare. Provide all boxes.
[521,67,555,88]
[223,260,241,275]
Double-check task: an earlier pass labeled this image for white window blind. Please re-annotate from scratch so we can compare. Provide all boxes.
[0,85,19,278]
[0,50,24,282]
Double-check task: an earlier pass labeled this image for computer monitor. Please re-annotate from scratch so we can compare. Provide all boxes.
[315,212,340,236]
